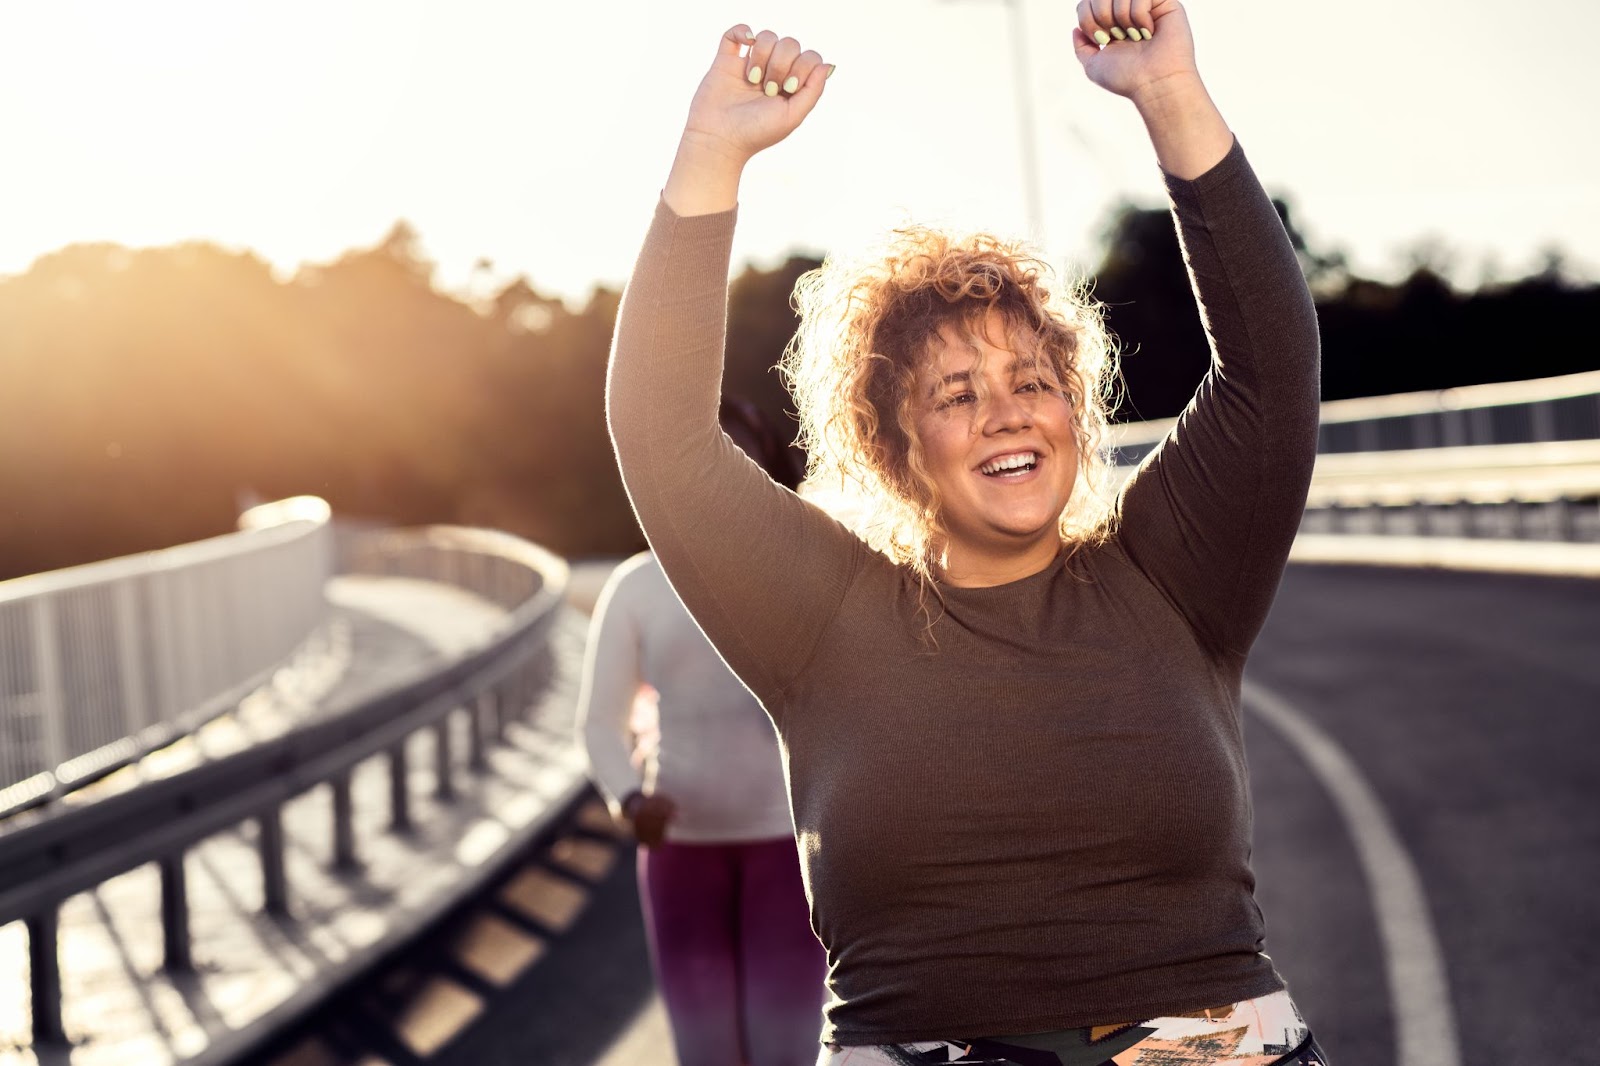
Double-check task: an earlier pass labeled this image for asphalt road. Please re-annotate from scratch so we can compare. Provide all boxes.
[1245,564,1600,1065]
[331,562,1600,1066]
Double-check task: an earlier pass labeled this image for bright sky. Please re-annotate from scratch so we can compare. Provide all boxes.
[1,0,1596,306]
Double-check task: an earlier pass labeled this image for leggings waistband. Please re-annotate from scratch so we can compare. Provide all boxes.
[818,989,1329,1065]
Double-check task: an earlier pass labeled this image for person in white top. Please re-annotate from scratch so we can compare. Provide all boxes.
[577,397,826,1066]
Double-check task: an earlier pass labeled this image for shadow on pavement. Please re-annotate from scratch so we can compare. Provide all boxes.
[434,849,659,1066]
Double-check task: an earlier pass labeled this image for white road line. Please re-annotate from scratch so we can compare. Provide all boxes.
[1243,679,1462,1066]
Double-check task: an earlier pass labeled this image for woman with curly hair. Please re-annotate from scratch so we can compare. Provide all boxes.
[607,2,1329,1062]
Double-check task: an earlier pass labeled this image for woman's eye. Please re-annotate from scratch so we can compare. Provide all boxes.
[1017,380,1042,394]
[940,391,975,409]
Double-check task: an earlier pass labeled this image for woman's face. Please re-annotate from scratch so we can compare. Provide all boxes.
[911,310,1078,584]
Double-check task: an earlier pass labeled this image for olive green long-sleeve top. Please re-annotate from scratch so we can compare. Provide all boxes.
[606,139,1320,1044]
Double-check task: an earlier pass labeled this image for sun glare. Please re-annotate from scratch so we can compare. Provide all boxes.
[0,1,428,272]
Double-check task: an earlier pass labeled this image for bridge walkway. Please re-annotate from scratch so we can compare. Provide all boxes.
[0,574,591,1066]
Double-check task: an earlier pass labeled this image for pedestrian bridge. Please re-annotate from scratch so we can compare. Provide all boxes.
[3,369,1599,1066]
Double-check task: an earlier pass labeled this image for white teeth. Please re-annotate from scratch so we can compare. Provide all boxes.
[980,452,1038,475]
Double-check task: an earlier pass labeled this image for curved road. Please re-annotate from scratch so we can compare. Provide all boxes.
[1246,564,1600,1064]
[272,563,1600,1066]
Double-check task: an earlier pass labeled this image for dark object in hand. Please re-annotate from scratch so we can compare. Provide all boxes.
[622,791,677,847]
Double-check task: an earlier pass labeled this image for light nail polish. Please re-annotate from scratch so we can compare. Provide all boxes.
[1133,27,1149,40]
[825,63,836,79]
[748,66,762,84]
[1092,29,1110,45]
[764,80,778,97]
[783,75,799,93]
[1108,26,1126,40]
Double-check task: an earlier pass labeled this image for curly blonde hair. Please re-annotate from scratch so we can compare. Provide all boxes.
[781,226,1119,586]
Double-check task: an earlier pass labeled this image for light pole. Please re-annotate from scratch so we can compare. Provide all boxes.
[945,0,1045,240]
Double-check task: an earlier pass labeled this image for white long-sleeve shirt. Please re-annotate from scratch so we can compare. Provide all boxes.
[576,552,795,842]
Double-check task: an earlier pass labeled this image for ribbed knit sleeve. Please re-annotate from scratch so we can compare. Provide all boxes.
[605,200,863,712]
[1114,140,1321,662]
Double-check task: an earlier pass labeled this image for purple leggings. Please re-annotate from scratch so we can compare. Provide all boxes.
[638,837,828,1066]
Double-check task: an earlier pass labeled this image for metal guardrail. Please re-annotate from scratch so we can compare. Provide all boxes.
[0,497,333,816]
[1108,369,1600,465]
[1298,441,1600,543]
[1106,371,1600,545]
[1302,439,1600,507]
[338,524,556,613]
[0,523,570,1049]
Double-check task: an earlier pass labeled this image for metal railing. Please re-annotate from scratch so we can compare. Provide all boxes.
[0,522,571,1050]
[1108,369,1600,466]
[0,497,333,815]
[1107,370,1600,544]
[339,524,556,613]
[1297,440,1600,542]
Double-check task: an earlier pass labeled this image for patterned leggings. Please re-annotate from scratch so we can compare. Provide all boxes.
[817,989,1328,1065]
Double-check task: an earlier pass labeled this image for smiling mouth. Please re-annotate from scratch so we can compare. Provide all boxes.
[979,451,1039,477]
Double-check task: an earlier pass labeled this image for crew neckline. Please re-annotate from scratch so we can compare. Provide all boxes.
[935,546,1067,595]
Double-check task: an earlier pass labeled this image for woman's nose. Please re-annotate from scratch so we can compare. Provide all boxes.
[982,388,1031,433]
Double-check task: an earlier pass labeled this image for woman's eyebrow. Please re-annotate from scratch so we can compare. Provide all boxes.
[927,369,971,398]
[928,356,1046,396]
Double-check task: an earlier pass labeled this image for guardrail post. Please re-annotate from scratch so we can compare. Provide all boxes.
[485,687,506,743]
[504,668,523,724]
[500,673,523,726]
[1532,399,1556,442]
[388,741,412,833]
[27,907,65,1043]
[331,770,359,871]
[468,694,489,772]
[1494,501,1512,538]
[1356,420,1379,452]
[259,806,290,916]
[160,851,192,971]
[1553,498,1575,542]
[519,660,541,719]
[434,716,456,800]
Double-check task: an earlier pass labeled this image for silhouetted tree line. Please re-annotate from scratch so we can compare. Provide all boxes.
[2,204,1595,579]
[1092,202,1600,420]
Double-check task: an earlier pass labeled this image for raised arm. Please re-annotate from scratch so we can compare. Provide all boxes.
[1072,0,1232,178]
[607,27,861,709]
[1074,0,1321,660]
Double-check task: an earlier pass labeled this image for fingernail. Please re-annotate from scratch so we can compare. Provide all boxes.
[764,80,779,97]
[748,65,762,84]
[1108,26,1126,40]
[1132,27,1150,40]
[783,75,799,93]
[825,63,836,79]
[1092,29,1110,45]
